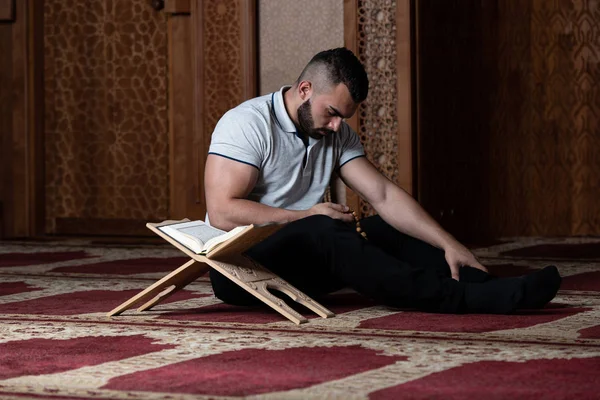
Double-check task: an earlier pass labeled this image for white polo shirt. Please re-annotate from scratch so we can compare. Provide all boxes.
[208,86,365,211]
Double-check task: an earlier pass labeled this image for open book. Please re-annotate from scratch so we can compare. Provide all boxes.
[157,220,251,255]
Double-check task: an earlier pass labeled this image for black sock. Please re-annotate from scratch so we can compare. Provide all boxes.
[518,265,562,309]
[463,276,525,314]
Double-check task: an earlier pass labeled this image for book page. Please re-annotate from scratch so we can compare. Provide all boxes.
[158,221,226,254]
[177,224,227,247]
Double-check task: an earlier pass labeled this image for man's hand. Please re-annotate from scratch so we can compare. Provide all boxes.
[308,202,355,223]
[443,242,488,281]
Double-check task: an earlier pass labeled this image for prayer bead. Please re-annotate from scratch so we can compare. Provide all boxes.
[350,209,367,241]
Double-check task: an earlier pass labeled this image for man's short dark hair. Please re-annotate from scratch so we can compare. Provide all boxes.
[298,47,369,103]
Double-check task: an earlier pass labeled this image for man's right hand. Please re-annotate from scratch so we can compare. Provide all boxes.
[308,202,355,223]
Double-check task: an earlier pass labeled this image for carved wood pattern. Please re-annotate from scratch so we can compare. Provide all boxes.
[356,0,399,217]
[201,0,244,134]
[488,0,600,236]
[44,0,169,233]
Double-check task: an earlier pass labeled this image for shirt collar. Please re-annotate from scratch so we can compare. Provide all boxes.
[272,86,297,134]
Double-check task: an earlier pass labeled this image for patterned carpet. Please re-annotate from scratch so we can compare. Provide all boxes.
[0,237,599,399]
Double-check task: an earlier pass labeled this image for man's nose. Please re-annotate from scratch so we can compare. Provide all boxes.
[328,117,343,132]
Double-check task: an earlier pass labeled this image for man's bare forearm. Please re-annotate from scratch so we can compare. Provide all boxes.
[374,185,457,251]
[208,198,308,231]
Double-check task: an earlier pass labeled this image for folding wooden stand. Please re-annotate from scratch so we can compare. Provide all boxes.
[106,219,335,324]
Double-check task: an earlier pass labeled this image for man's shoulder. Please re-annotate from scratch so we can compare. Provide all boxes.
[213,93,274,143]
[222,93,273,124]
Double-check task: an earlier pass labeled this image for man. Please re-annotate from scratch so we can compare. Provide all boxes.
[204,47,561,314]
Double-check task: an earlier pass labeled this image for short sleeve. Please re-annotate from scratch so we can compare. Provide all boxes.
[208,108,267,169]
[337,123,365,168]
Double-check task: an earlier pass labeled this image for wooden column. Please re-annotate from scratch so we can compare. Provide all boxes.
[0,0,14,21]
[165,0,195,220]
[395,0,414,195]
[0,0,44,238]
[167,0,257,220]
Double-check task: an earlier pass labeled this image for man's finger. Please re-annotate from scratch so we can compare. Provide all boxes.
[472,261,488,273]
[450,264,460,281]
[338,212,354,222]
[329,203,349,212]
[451,271,460,281]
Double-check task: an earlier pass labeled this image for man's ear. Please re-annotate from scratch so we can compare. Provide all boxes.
[298,80,312,101]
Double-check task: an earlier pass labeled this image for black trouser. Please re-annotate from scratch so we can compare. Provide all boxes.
[210,215,526,314]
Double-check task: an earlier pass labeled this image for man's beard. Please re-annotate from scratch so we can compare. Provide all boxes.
[297,99,335,140]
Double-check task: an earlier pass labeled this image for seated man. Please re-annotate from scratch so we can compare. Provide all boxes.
[204,47,561,314]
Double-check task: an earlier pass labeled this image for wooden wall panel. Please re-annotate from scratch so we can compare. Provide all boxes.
[0,20,11,237]
[0,0,14,21]
[0,0,44,238]
[1,0,256,238]
[488,0,600,236]
[415,0,491,240]
[44,0,169,235]
[416,0,600,239]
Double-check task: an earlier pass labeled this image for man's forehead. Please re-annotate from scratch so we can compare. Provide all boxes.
[317,83,356,115]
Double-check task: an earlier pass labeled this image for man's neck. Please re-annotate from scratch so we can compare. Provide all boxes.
[282,86,300,127]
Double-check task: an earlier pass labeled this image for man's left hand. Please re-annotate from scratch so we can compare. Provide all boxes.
[444,243,488,281]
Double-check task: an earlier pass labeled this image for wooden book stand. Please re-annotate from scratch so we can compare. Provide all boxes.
[106,219,335,324]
